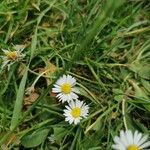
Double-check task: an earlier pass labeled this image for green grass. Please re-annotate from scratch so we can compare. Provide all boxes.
[0,0,150,149]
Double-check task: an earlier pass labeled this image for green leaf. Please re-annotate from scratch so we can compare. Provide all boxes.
[113,89,124,101]
[141,79,150,93]
[132,81,150,111]
[80,133,101,149]
[129,62,150,80]
[21,128,49,148]
[53,127,69,143]
[10,67,28,130]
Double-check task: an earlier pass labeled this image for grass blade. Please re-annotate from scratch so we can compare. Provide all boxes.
[10,67,28,130]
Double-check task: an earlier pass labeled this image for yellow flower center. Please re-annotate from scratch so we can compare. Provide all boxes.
[127,145,140,150]
[71,107,81,118]
[6,51,17,61]
[61,83,71,94]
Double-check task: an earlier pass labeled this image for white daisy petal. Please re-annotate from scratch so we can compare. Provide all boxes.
[76,100,83,107]
[66,94,72,102]
[63,100,89,125]
[62,75,67,82]
[68,118,74,124]
[67,75,76,86]
[112,130,150,150]
[66,75,72,82]
[74,118,80,125]
[120,130,128,146]
[140,141,150,149]
[60,94,68,103]
[138,135,148,146]
[133,130,139,144]
[52,87,61,93]
[69,100,75,108]
[65,106,71,111]
[63,110,70,115]
[134,132,142,145]
[114,136,122,145]
[70,92,78,100]
[53,84,61,88]
[65,116,71,121]
[56,78,64,85]
[56,93,63,98]
[126,130,133,145]
[112,144,126,150]
[2,49,9,53]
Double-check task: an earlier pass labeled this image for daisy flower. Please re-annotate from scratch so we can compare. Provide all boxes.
[63,99,89,125]
[52,75,79,103]
[112,130,150,150]
[1,45,25,69]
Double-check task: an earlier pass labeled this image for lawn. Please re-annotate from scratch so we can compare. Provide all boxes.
[0,0,150,149]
